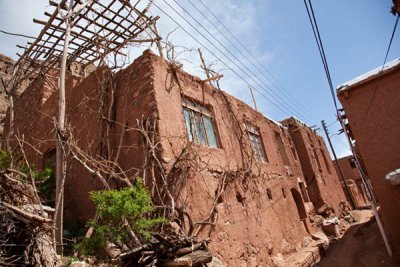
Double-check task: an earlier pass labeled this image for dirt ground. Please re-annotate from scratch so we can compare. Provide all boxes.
[318,210,400,267]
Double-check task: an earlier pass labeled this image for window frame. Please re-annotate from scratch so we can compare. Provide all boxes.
[182,97,220,148]
[244,122,268,162]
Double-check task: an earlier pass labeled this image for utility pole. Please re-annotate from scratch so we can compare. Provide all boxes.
[321,120,356,209]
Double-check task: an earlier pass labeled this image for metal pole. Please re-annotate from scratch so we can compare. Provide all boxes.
[321,120,356,209]
[337,111,392,257]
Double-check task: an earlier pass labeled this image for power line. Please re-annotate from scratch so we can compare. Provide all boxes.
[156,0,313,123]
[166,0,312,122]
[358,14,399,129]
[303,0,337,110]
[152,1,292,117]
[190,0,316,120]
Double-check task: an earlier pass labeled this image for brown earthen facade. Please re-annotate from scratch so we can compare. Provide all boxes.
[337,59,400,254]
[280,117,347,214]
[5,50,348,265]
[333,156,368,209]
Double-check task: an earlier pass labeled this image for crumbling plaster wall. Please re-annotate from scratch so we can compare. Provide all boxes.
[149,52,313,266]
[281,118,347,214]
[337,67,400,254]
[6,50,318,265]
[333,156,368,208]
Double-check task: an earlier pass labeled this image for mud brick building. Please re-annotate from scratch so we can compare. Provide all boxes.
[337,58,400,254]
[280,117,347,214]
[5,50,347,265]
[333,155,368,209]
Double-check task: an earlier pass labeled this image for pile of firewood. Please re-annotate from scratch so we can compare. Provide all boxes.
[105,225,212,266]
[0,169,60,266]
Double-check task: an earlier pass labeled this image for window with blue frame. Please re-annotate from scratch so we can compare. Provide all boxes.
[182,97,219,148]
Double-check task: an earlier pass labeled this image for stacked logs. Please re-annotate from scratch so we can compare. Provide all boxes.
[106,226,212,266]
[0,169,60,267]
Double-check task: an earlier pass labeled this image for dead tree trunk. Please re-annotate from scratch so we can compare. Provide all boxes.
[54,14,70,255]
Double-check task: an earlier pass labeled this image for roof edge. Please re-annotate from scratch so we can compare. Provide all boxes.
[337,58,400,94]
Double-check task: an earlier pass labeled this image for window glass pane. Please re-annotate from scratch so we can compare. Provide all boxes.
[182,97,219,148]
[194,113,207,145]
[247,131,266,162]
[183,109,193,142]
[204,116,218,148]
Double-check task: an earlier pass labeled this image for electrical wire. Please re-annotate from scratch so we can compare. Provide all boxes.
[152,1,292,117]
[358,14,399,129]
[165,0,312,122]
[156,0,313,123]
[191,0,316,120]
[303,0,337,110]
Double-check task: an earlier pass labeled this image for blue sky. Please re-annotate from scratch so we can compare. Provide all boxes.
[0,0,398,158]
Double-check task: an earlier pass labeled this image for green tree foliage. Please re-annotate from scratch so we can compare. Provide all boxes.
[78,180,167,255]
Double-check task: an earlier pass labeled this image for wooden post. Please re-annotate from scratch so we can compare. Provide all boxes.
[54,0,73,255]
[198,48,211,80]
[248,85,258,111]
[152,23,164,59]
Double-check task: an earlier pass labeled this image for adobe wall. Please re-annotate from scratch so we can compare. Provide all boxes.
[148,53,314,266]
[4,67,109,227]
[6,50,328,265]
[3,52,158,228]
[281,117,347,214]
[337,67,400,253]
[333,156,368,208]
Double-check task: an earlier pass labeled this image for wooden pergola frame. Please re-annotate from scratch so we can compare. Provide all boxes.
[13,0,158,83]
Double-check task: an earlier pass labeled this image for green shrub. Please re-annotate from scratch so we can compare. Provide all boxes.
[78,180,167,255]
[0,150,11,170]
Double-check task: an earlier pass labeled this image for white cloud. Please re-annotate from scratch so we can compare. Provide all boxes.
[0,0,293,120]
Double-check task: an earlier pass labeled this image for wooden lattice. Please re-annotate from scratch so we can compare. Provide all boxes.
[13,0,158,83]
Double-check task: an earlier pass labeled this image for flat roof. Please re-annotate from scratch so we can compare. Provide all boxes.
[337,57,400,93]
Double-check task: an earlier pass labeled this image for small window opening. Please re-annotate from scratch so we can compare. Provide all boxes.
[267,188,273,200]
[282,188,286,199]
[236,192,245,206]
[349,158,357,169]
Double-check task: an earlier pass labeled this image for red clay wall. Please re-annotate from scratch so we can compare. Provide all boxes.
[338,67,400,253]
[333,156,368,208]
[6,50,322,265]
[149,53,314,266]
[4,53,158,229]
[281,117,347,214]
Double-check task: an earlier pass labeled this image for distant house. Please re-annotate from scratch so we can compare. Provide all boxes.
[5,50,347,265]
[337,58,400,254]
[333,155,369,209]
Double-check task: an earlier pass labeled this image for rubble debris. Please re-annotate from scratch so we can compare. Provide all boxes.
[0,169,60,266]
